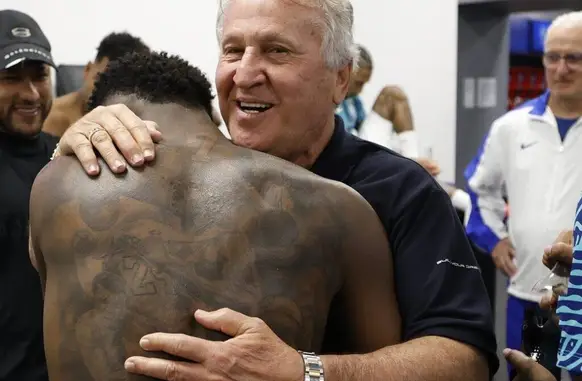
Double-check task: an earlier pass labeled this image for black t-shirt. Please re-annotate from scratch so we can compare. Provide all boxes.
[316,118,499,376]
[0,132,57,381]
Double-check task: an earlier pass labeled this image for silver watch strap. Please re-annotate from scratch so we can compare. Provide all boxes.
[299,351,324,381]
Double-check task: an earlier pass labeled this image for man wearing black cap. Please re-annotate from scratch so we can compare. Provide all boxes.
[0,9,57,381]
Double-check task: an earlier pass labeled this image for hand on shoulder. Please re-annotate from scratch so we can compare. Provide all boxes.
[56,104,162,176]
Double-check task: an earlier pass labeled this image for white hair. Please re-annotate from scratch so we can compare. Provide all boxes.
[216,0,359,70]
[545,11,582,47]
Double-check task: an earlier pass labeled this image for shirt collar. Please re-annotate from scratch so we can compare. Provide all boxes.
[528,90,550,116]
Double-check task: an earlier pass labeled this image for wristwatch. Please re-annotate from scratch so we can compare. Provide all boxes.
[298,351,324,381]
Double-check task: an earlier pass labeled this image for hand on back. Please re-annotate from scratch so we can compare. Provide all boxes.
[55,104,162,175]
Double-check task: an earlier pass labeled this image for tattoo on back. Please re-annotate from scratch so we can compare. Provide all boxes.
[38,149,345,381]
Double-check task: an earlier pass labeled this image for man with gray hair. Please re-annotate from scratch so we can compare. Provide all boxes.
[51,0,498,380]
[466,10,582,379]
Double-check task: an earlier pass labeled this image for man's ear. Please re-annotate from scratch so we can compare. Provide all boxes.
[333,63,352,105]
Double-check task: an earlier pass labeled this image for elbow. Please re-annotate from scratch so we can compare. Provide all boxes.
[470,350,490,381]
[446,340,490,381]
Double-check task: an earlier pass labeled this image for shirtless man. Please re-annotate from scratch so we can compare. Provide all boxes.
[29,52,401,381]
[42,32,150,137]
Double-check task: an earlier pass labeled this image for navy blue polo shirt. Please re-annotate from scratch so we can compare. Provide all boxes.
[315,117,498,376]
[0,131,57,381]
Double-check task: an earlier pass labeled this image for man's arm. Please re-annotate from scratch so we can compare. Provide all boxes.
[28,164,52,294]
[325,161,498,381]
[43,110,72,137]
[322,337,487,381]
[383,85,413,134]
[28,230,46,295]
[464,121,507,253]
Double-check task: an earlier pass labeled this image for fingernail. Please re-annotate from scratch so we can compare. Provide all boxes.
[139,338,150,348]
[502,348,511,356]
[114,160,125,171]
[124,360,135,371]
[132,154,144,164]
[194,309,209,318]
[88,164,99,174]
[143,150,154,159]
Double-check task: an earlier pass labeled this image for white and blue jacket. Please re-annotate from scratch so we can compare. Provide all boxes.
[336,96,420,158]
[465,92,582,302]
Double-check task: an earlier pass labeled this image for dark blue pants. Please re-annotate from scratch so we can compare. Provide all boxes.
[506,295,537,377]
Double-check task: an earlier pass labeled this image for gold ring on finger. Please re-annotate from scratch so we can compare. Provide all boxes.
[87,126,104,141]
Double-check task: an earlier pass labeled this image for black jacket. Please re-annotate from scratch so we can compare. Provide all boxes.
[0,132,57,381]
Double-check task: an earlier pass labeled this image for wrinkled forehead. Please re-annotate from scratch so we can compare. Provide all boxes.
[219,0,323,43]
[545,25,582,52]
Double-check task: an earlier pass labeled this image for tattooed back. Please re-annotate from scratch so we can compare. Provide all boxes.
[29,135,364,381]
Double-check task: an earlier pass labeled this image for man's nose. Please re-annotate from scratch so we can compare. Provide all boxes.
[18,79,41,102]
[555,59,570,75]
[233,48,266,88]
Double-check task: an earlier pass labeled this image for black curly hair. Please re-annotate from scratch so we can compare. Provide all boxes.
[95,32,150,62]
[88,51,214,116]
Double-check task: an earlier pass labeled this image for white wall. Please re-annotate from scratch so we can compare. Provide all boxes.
[5,0,459,181]
[352,0,459,181]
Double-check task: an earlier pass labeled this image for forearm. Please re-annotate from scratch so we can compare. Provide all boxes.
[321,336,488,381]
[392,101,414,133]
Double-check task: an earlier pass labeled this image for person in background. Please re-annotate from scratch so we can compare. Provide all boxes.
[52,0,498,380]
[339,45,471,212]
[336,44,371,135]
[336,44,440,176]
[465,11,582,379]
[42,32,150,137]
[0,9,58,381]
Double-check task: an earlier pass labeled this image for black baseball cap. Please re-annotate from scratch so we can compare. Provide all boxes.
[0,10,55,70]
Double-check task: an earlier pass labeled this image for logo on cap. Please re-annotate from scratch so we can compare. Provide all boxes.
[11,27,31,38]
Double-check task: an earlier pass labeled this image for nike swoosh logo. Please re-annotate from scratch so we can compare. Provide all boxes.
[520,142,538,150]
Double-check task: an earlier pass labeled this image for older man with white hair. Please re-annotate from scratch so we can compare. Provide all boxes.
[466,10,582,379]
[51,0,497,380]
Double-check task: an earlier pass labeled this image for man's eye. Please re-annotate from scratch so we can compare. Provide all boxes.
[268,47,288,54]
[223,47,243,55]
[566,54,582,64]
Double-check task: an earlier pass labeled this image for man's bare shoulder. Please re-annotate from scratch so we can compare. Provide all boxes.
[32,155,82,200]
[237,147,375,228]
[43,94,81,136]
[31,154,146,219]
[243,148,355,196]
